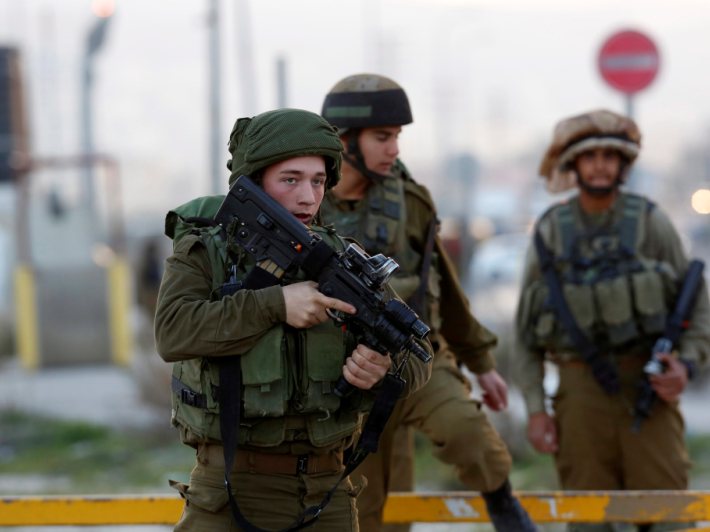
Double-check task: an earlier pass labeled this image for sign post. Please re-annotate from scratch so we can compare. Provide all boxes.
[597,29,660,118]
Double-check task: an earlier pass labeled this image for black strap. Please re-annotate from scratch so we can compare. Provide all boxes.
[219,358,318,532]
[533,230,620,394]
[171,376,207,408]
[356,372,405,454]
[214,239,404,530]
[217,359,403,532]
[408,217,437,316]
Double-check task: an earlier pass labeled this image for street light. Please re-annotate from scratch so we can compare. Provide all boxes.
[91,0,115,18]
[691,188,710,215]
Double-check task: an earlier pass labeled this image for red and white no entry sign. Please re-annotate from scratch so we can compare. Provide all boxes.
[598,29,660,94]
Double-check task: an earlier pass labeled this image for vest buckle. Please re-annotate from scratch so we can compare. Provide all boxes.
[180,388,206,408]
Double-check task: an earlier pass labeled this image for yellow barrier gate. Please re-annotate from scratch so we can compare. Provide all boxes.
[1,491,710,527]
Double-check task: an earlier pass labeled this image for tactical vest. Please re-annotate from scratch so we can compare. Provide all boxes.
[520,193,679,354]
[319,161,443,331]
[165,195,365,449]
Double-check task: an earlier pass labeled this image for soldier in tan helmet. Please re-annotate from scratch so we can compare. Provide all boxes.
[320,73,537,532]
[515,109,710,531]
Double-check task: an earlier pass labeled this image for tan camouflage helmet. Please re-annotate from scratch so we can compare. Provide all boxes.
[538,109,642,193]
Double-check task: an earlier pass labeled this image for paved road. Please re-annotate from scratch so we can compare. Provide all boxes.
[0,359,166,430]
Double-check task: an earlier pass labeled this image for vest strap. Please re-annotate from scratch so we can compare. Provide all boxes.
[407,217,438,316]
[534,230,620,394]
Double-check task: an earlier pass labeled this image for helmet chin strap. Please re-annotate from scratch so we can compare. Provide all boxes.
[574,159,628,198]
[344,133,390,184]
[576,174,623,198]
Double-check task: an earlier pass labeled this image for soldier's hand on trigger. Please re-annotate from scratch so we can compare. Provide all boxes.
[282,281,356,329]
[649,352,689,403]
[343,344,392,390]
[527,411,558,454]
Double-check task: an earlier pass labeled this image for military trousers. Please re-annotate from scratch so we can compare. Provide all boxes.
[554,357,691,532]
[357,348,512,532]
[172,445,361,531]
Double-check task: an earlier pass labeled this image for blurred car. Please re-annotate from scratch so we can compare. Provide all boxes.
[462,232,532,454]
[464,231,529,333]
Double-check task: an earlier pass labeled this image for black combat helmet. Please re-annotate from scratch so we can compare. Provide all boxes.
[321,74,412,182]
[321,73,413,134]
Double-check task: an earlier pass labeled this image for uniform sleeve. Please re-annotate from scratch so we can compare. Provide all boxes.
[404,186,498,374]
[642,207,710,370]
[376,282,433,397]
[154,235,286,362]
[513,238,547,415]
[436,238,498,373]
[398,337,434,398]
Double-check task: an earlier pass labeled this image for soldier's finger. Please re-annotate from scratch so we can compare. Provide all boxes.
[342,361,376,389]
[315,292,356,314]
[355,344,381,361]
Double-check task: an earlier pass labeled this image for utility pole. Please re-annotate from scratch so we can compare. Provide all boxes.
[275,55,288,109]
[80,1,114,223]
[235,0,257,115]
[207,0,222,195]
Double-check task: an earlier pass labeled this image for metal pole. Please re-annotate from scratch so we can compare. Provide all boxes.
[624,92,639,192]
[235,0,257,114]
[625,93,634,119]
[80,51,95,216]
[80,15,111,227]
[208,0,222,195]
[275,55,287,108]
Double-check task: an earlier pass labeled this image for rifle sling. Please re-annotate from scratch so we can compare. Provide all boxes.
[407,217,437,316]
[217,271,402,531]
[533,230,620,394]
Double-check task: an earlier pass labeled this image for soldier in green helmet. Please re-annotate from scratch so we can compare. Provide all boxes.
[154,108,432,531]
[515,109,710,531]
[319,73,537,532]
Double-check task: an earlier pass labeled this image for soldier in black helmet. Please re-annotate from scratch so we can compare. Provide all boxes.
[320,73,537,532]
[515,109,710,531]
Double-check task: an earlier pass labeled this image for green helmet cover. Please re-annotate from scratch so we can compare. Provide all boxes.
[227,108,343,188]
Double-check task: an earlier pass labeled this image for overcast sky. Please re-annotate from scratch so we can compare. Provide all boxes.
[2,0,710,220]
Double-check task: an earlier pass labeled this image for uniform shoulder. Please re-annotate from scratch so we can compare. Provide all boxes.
[641,197,676,232]
[392,159,436,212]
[535,199,570,227]
[165,195,226,241]
[618,192,671,229]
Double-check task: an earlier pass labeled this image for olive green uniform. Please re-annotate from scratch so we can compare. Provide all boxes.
[515,193,710,531]
[155,208,432,532]
[320,162,512,532]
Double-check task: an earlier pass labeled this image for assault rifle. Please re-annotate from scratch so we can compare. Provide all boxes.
[214,175,432,397]
[632,259,705,431]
